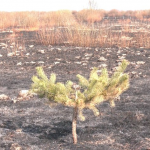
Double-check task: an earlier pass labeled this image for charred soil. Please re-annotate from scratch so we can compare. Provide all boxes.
[0,31,150,150]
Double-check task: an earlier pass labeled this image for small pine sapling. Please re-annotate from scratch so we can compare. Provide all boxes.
[31,59,129,144]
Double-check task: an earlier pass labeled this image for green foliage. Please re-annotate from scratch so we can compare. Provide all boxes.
[31,59,129,121]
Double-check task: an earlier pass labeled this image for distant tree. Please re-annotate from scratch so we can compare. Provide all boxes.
[31,59,130,144]
[88,0,97,10]
[88,0,98,26]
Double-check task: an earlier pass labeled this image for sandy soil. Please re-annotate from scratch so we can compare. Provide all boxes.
[0,32,150,150]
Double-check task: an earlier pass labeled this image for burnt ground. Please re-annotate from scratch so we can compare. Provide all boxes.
[0,32,150,149]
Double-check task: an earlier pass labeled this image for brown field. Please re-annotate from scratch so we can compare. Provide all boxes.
[1,10,150,48]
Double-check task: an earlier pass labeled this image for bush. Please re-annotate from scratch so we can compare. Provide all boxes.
[31,59,129,144]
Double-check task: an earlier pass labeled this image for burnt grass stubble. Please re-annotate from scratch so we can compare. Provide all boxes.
[0,31,150,150]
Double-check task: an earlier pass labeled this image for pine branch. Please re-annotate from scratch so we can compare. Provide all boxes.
[36,67,48,82]
[49,73,56,84]
[89,67,99,81]
[76,74,89,88]
[31,59,129,119]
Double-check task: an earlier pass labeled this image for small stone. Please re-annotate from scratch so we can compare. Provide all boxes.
[118,56,125,59]
[55,58,61,61]
[38,50,45,54]
[136,61,145,65]
[76,47,82,49]
[86,47,91,50]
[17,62,22,66]
[7,52,15,57]
[74,62,81,64]
[85,53,93,57]
[16,129,22,133]
[117,50,121,54]
[30,61,36,64]
[17,90,35,100]
[82,63,87,66]
[50,48,54,51]
[0,43,7,47]
[57,48,61,51]
[99,64,107,68]
[10,143,22,150]
[95,48,98,51]
[48,65,53,69]
[75,56,81,59]
[84,57,90,60]
[136,53,141,55]
[0,54,2,57]
[25,62,29,64]
[98,57,107,62]
[29,45,34,48]
[19,46,22,49]
[0,94,9,100]
[11,42,15,45]
[38,61,44,64]
[18,90,29,97]
[54,62,60,65]
[26,53,30,56]
[12,99,18,103]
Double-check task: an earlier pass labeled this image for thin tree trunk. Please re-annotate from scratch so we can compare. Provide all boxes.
[72,106,78,144]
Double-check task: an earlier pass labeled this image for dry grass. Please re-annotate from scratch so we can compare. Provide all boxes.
[36,22,150,48]
[0,11,39,30]
[1,10,150,48]
[0,10,76,30]
[5,33,26,57]
[1,10,150,30]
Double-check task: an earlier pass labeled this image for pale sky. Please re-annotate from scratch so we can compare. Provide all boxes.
[0,0,150,12]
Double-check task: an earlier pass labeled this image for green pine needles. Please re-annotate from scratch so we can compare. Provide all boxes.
[31,59,130,144]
